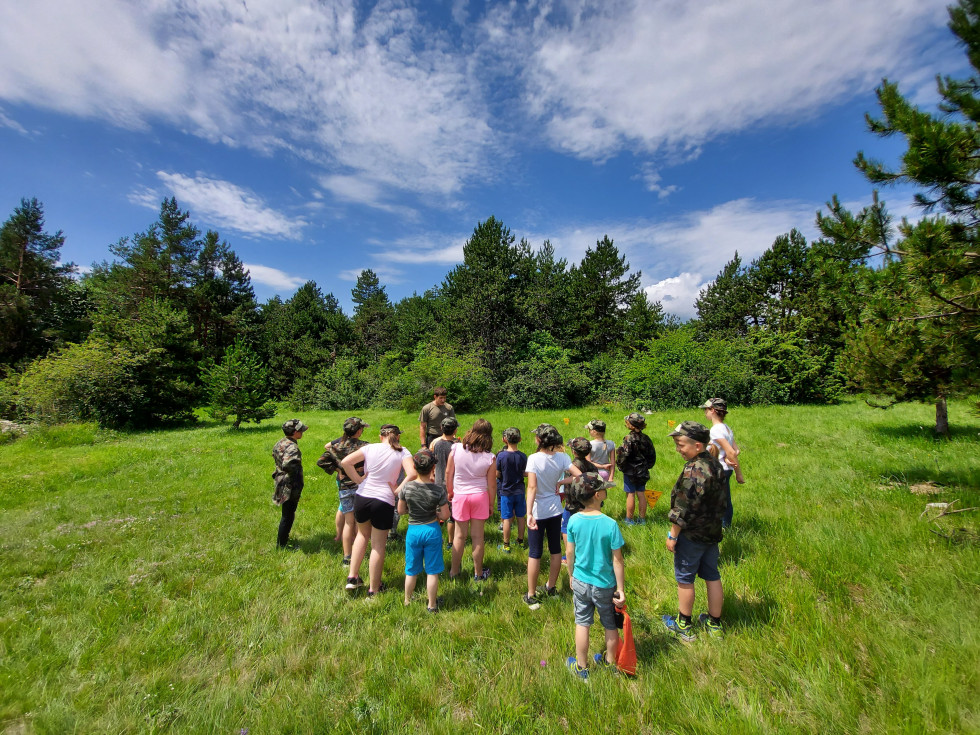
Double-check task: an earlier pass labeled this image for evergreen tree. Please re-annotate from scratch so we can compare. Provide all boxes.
[694,253,753,337]
[203,337,276,428]
[351,269,396,359]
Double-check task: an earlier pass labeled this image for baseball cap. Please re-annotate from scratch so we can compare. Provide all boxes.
[440,416,459,433]
[531,423,556,436]
[700,398,728,412]
[567,472,614,504]
[585,419,606,433]
[502,427,522,443]
[536,426,563,448]
[667,420,711,445]
[282,418,309,435]
[413,448,437,473]
[625,412,647,429]
[568,437,592,456]
[343,417,369,435]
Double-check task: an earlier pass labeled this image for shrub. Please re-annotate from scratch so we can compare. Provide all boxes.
[202,338,277,428]
[502,334,590,409]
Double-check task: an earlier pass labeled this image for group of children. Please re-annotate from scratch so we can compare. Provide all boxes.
[314,398,743,679]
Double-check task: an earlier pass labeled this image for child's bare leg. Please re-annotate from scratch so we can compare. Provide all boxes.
[367,526,388,593]
[471,519,486,577]
[604,627,619,665]
[342,513,356,558]
[517,516,527,542]
[350,521,372,579]
[426,573,439,609]
[626,493,636,519]
[334,508,343,541]
[446,520,455,546]
[502,517,512,544]
[527,556,541,597]
[638,491,648,519]
[706,579,724,618]
[677,582,695,617]
[547,552,562,590]
[575,624,590,668]
[404,574,418,605]
[451,520,468,577]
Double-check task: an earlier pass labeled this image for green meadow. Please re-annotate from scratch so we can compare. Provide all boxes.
[1,400,979,734]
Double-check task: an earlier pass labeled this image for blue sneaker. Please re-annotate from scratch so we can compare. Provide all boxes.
[566,656,589,681]
[593,652,614,669]
[623,517,636,526]
[662,614,696,642]
[635,517,647,526]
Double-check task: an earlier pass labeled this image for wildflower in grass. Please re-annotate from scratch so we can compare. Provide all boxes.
[668,420,676,428]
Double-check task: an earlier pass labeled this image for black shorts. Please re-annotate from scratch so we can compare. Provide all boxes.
[528,514,563,560]
[353,495,396,531]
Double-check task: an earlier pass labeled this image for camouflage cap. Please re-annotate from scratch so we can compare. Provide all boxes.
[532,423,556,436]
[668,420,710,445]
[567,472,614,503]
[585,419,606,433]
[282,418,309,435]
[343,417,369,435]
[379,424,402,436]
[700,397,728,412]
[502,427,522,443]
[568,436,592,456]
[536,425,563,449]
[625,412,647,429]
[440,416,459,433]
[413,448,437,473]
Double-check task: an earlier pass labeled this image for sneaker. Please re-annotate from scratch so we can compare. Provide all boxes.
[342,555,351,567]
[662,614,696,643]
[498,543,512,554]
[345,576,364,591]
[623,517,636,526]
[593,652,614,669]
[515,538,526,548]
[427,606,439,613]
[366,582,388,598]
[561,555,567,566]
[539,584,559,598]
[446,540,454,551]
[636,517,647,526]
[566,656,589,681]
[475,568,491,582]
[523,593,541,611]
[697,613,724,638]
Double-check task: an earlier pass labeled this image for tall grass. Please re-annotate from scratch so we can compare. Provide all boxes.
[1,400,978,733]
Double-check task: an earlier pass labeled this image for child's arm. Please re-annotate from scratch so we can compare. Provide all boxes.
[445,451,456,500]
[608,446,616,481]
[392,455,418,496]
[485,461,497,512]
[436,500,451,522]
[526,472,538,530]
[566,540,576,576]
[397,497,408,516]
[714,437,739,469]
[612,547,625,605]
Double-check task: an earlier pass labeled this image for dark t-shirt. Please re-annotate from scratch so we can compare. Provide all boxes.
[430,436,459,487]
[419,401,456,443]
[399,480,449,525]
[496,449,528,497]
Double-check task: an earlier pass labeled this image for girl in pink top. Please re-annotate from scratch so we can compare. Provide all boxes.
[446,418,496,581]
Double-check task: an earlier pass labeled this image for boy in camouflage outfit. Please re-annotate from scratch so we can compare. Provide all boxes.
[662,421,727,641]
[317,417,370,566]
[273,419,308,549]
[616,412,657,525]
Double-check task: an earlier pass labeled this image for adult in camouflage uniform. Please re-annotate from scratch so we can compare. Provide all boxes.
[616,412,657,525]
[273,419,308,549]
[317,417,370,566]
[662,420,726,641]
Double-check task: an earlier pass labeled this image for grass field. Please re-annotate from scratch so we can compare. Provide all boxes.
[1,399,979,734]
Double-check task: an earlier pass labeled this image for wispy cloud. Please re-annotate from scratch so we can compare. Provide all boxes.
[0,107,28,135]
[336,266,406,285]
[243,263,306,291]
[319,174,418,218]
[130,172,307,240]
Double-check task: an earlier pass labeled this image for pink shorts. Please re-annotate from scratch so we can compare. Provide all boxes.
[451,492,490,522]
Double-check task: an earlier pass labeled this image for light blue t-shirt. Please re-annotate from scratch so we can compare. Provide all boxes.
[566,512,624,589]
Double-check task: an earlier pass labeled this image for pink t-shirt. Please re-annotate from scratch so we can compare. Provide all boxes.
[357,443,411,505]
[450,443,495,495]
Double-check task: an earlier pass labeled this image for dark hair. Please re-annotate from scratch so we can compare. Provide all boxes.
[461,418,493,453]
[433,387,448,397]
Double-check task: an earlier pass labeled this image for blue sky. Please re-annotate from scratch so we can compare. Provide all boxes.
[0,0,962,319]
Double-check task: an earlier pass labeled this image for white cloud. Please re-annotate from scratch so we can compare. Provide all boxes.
[243,263,306,291]
[132,172,307,239]
[511,0,950,159]
[0,107,28,135]
[645,273,711,322]
[319,174,418,218]
[336,266,406,285]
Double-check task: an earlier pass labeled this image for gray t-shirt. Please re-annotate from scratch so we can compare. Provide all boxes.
[419,401,456,442]
[430,436,458,487]
[590,439,615,465]
[398,480,449,525]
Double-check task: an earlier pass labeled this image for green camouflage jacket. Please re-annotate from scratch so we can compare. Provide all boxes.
[667,451,726,544]
[272,437,303,505]
[316,435,368,492]
[616,430,656,482]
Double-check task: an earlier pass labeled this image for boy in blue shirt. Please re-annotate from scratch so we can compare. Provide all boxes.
[496,427,528,553]
[565,472,625,680]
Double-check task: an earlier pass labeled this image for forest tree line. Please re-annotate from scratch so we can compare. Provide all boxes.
[2,0,978,433]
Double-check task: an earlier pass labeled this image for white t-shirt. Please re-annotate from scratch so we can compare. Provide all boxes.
[526,451,572,520]
[589,439,615,465]
[357,443,412,505]
[709,423,735,466]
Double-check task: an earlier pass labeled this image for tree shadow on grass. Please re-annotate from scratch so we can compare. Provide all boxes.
[870,424,980,442]
[719,514,780,569]
[723,592,779,631]
[297,531,338,555]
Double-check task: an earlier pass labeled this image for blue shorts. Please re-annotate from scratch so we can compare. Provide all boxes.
[623,475,645,494]
[561,507,579,535]
[674,533,721,584]
[338,485,356,515]
[500,494,526,520]
[405,522,445,576]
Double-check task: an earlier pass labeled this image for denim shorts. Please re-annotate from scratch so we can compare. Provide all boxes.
[674,533,721,584]
[570,576,618,629]
[623,475,644,494]
[338,486,356,514]
[405,522,446,576]
[500,494,526,520]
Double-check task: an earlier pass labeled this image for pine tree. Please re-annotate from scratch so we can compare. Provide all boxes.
[203,337,276,429]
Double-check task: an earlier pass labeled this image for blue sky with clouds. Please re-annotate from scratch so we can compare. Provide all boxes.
[0,0,962,319]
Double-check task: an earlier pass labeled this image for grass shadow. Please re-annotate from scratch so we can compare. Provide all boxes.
[723,592,779,631]
[870,424,980,442]
[297,531,338,555]
[719,514,779,568]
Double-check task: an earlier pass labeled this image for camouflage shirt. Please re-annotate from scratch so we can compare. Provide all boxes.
[316,435,369,492]
[616,430,657,482]
[272,437,303,505]
[667,451,726,544]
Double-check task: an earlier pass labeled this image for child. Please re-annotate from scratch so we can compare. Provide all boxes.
[615,412,657,525]
[524,425,582,610]
[565,472,625,680]
[430,417,460,550]
[447,419,497,583]
[662,421,727,641]
[316,417,370,566]
[496,427,528,552]
[701,398,744,529]
[563,437,600,560]
[397,449,451,612]
[586,420,616,482]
